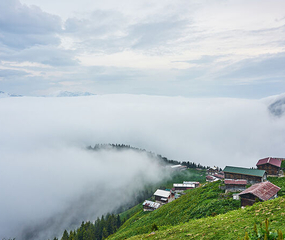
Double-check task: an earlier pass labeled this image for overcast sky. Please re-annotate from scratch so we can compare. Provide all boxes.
[0,0,284,97]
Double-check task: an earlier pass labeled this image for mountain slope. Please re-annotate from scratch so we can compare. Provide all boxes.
[109,181,240,240]
[127,196,285,240]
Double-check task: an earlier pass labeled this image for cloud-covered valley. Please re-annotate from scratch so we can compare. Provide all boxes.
[0,94,285,239]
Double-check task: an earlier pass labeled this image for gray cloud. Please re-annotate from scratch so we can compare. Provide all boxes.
[0,0,62,49]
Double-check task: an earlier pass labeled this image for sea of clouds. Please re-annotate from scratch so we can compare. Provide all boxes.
[0,94,284,239]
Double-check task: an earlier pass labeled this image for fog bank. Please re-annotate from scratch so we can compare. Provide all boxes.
[0,94,284,239]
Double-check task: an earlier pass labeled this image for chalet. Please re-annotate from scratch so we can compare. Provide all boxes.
[153,189,175,204]
[183,181,200,188]
[256,157,283,176]
[170,165,187,171]
[238,181,280,207]
[207,166,219,175]
[206,175,218,182]
[213,173,225,180]
[173,183,195,192]
[223,166,266,184]
[143,200,161,211]
[224,179,247,192]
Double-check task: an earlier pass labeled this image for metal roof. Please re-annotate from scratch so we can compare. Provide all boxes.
[154,189,171,198]
[214,173,225,179]
[256,157,282,168]
[183,181,200,185]
[238,181,281,201]
[224,179,247,185]
[223,166,266,177]
[173,183,195,188]
[143,200,161,209]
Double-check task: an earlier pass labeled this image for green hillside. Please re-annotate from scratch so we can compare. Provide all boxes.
[108,181,240,240]
[126,196,285,240]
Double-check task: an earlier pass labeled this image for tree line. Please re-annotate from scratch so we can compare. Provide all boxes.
[52,214,123,240]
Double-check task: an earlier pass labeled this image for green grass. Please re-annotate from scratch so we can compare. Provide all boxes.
[127,196,285,240]
[108,181,240,240]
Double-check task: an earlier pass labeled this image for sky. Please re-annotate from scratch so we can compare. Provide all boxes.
[0,94,285,239]
[0,0,285,97]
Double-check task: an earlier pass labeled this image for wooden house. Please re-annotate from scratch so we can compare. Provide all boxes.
[207,166,219,175]
[256,157,283,176]
[223,166,266,184]
[238,181,280,207]
[143,200,161,211]
[183,181,200,188]
[173,183,195,192]
[224,179,247,192]
[153,189,175,204]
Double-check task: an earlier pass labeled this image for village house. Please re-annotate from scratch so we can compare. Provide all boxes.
[170,164,187,171]
[206,175,218,182]
[153,189,175,204]
[223,166,267,184]
[213,173,225,180]
[224,179,247,192]
[238,181,281,207]
[173,183,195,192]
[256,157,283,176]
[142,200,161,211]
[207,166,219,175]
[183,181,200,188]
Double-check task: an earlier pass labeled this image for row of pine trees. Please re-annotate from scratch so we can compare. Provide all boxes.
[53,214,123,240]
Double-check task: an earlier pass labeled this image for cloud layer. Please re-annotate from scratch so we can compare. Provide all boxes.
[0,94,285,238]
[0,0,284,97]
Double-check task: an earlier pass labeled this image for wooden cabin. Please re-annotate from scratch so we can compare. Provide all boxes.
[224,179,247,192]
[256,157,283,176]
[238,181,280,207]
[153,189,175,204]
[207,166,219,175]
[173,183,195,192]
[143,200,161,211]
[223,166,266,184]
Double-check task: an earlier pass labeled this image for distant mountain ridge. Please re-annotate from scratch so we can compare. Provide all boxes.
[0,91,22,98]
[51,91,95,97]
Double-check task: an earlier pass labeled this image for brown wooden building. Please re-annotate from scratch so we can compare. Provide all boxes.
[256,157,283,176]
[223,166,266,184]
[238,181,280,207]
[143,200,161,211]
[224,179,247,192]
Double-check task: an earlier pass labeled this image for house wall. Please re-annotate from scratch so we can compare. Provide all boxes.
[225,184,246,192]
[257,164,280,175]
[224,172,264,184]
[240,193,259,207]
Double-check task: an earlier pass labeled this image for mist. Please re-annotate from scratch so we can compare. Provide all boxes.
[0,94,285,239]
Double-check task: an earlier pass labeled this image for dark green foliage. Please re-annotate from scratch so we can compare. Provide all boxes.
[151,223,158,232]
[56,214,122,240]
[244,218,284,240]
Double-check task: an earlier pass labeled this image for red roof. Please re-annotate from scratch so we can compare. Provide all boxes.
[239,181,281,201]
[206,175,215,180]
[214,174,225,179]
[256,157,282,167]
[224,179,247,185]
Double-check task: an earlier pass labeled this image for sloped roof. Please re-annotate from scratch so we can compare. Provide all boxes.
[223,166,266,177]
[224,179,247,185]
[214,173,225,179]
[238,181,281,201]
[154,189,171,198]
[173,183,195,188]
[143,200,161,209]
[256,157,282,167]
